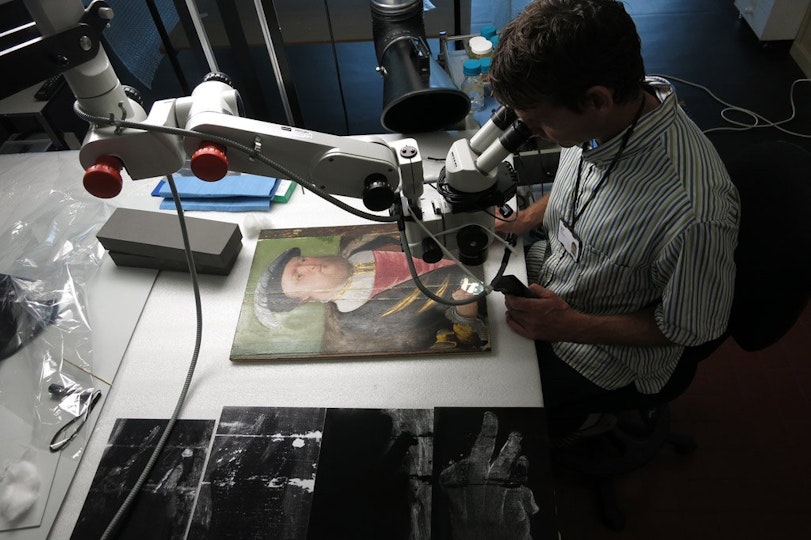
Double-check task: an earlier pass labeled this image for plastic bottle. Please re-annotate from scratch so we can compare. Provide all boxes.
[479,56,492,98]
[480,24,498,40]
[489,34,499,51]
[461,59,485,112]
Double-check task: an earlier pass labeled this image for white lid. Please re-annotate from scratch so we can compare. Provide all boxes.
[469,36,493,56]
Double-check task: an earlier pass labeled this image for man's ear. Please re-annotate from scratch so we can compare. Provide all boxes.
[581,86,614,111]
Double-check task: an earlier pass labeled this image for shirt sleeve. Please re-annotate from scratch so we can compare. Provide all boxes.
[653,219,738,346]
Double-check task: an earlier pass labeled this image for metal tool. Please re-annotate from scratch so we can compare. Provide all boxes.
[49,388,102,452]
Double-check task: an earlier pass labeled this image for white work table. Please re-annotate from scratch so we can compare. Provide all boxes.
[0,130,543,539]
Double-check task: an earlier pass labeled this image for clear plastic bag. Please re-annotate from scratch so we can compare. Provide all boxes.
[0,177,111,456]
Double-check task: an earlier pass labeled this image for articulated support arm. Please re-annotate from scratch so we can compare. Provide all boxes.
[15,0,530,266]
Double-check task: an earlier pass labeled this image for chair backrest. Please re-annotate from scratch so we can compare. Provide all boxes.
[641,140,809,409]
[725,140,811,351]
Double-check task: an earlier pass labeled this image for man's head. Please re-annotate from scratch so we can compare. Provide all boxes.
[256,248,352,314]
[490,0,645,145]
[280,254,352,303]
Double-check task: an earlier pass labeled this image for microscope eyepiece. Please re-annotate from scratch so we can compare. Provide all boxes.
[499,120,532,153]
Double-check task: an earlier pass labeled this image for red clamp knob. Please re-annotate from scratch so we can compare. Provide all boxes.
[83,155,123,199]
[191,142,228,182]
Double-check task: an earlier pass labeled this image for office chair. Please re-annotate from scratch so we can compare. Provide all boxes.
[551,140,811,530]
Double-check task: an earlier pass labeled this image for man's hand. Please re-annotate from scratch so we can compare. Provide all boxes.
[440,412,539,540]
[504,284,576,341]
[494,195,549,237]
[452,289,479,319]
[505,285,673,346]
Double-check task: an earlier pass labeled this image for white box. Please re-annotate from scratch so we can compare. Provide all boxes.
[735,0,811,41]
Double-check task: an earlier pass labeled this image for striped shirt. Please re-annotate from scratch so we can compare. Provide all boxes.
[534,76,740,394]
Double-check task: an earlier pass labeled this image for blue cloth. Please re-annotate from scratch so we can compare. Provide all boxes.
[152,174,280,212]
[152,174,278,198]
[159,197,273,212]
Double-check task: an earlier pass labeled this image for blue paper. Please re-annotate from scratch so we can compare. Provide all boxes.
[152,174,278,198]
[159,197,273,212]
[153,174,281,212]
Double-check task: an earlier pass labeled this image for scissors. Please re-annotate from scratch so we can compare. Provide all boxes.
[49,388,102,452]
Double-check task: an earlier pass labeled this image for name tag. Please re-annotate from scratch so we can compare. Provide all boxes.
[557,218,581,262]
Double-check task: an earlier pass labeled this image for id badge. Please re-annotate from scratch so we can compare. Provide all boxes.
[557,218,582,262]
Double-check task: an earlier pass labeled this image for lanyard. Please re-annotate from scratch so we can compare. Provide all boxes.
[569,95,646,229]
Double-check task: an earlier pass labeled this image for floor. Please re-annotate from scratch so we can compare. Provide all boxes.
[552,304,811,539]
[551,1,811,538]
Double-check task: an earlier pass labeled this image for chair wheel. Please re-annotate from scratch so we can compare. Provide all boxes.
[597,479,626,531]
[666,432,698,454]
[601,504,626,531]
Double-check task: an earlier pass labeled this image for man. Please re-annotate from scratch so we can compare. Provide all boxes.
[489,0,740,436]
[253,232,489,354]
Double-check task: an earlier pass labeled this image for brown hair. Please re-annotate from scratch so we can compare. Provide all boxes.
[490,0,645,112]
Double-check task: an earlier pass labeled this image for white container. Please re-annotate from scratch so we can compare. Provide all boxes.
[468,35,494,59]
[735,0,811,40]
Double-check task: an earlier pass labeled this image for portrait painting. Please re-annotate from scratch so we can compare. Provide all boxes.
[230,223,491,361]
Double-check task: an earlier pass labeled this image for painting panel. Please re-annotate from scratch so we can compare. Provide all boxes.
[231,223,491,361]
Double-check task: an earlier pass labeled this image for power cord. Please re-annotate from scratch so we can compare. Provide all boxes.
[100,174,202,539]
[656,74,811,138]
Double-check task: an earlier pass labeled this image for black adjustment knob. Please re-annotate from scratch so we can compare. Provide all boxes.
[122,85,144,108]
[457,225,488,266]
[203,71,234,87]
[421,237,443,264]
[362,173,395,211]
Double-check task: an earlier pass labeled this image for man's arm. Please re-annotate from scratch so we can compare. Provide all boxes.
[495,194,550,236]
[504,284,672,347]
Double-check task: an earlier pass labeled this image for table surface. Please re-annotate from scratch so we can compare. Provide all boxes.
[1,130,543,538]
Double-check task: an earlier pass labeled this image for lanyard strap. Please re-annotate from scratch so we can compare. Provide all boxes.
[569,94,646,228]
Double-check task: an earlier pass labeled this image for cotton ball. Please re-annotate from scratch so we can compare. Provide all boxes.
[0,460,41,522]
[241,213,275,239]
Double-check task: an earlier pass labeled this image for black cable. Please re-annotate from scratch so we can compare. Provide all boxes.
[492,233,517,282]
[398,225,488,306]
[100,174,203,539]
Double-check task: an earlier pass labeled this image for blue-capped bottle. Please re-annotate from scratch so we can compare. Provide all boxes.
[461,59,485,112]
[480,24,499,51]
[480,24,498,40]
[479,56,492,98]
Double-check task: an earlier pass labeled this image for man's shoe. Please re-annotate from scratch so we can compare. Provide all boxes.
[551,413,618,448]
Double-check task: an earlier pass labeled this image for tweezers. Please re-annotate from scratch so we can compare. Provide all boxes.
[49,389,102,452]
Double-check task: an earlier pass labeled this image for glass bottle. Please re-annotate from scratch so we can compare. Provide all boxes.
[479,56,492,98]
[489,34,499,51]
[461,59,485,112]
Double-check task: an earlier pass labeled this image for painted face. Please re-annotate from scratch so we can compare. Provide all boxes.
[514,101,595,148]
[280,256,352,302]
